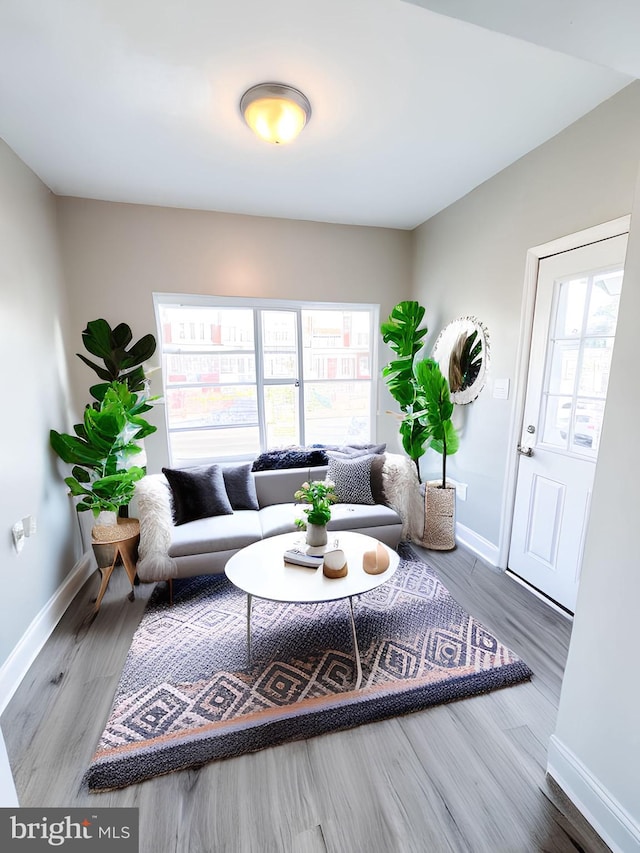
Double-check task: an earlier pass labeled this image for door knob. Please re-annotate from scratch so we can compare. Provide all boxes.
[517,444,533,457]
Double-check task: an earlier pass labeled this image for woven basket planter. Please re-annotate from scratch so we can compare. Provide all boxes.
[420,482,456,551]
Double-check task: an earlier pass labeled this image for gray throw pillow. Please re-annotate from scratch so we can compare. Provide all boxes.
[162,464,233,525]
[222,463,259,510]
[327,455,375,505]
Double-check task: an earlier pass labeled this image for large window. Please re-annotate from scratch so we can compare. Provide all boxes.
[154,295,379,466]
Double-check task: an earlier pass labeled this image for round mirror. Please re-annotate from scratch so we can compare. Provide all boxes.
[432,316,489,404]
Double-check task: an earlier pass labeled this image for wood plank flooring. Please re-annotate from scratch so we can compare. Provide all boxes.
[2,543,610,852]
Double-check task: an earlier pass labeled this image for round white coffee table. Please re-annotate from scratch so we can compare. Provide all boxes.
[225,530,399,689]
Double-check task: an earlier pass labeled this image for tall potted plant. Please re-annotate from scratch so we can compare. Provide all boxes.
[381,301,460,549]
[412,357,459,550]
[381,301,431,482]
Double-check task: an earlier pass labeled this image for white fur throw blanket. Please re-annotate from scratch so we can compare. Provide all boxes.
[381,453,424,541]
[135,474,178,581]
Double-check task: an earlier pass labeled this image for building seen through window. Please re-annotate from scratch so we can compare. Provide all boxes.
[154,297,378,466]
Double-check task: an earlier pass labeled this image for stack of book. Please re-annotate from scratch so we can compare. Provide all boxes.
[283,539,338,567]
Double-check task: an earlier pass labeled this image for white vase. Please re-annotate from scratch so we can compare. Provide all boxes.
[306,523,328,548]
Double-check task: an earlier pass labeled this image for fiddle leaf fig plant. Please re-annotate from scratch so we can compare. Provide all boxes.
[77,318,157,404]
[381,301,431,480]
[50,381,157,515]
[413,358,459,488]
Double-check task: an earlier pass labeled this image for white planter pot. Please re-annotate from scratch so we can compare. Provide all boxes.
[306,523,328,548]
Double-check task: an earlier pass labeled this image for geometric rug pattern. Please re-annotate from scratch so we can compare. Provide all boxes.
[86,545,532,790]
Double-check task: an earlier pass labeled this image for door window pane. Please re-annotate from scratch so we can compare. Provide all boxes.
[578,338,616,397]
[586,272,622,335]
[571,399,604,453]
[547,340,579,395]
[554,278,588,337]
[542,395,572,448]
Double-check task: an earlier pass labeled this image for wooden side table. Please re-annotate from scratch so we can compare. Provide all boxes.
[91,518,140,613]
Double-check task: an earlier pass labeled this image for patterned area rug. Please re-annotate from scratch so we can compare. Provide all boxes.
[86,546,532,791]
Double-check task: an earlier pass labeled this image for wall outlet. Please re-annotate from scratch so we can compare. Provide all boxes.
[456,482,467,501]
[11,522,25,554]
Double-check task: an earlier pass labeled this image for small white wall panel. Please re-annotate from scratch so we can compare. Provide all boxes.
[525,475,564,568]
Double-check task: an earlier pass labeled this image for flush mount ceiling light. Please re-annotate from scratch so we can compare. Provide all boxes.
[240,83,311,144]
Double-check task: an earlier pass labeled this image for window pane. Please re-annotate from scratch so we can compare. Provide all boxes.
[302,310,371,380]
[262,311,297,379]
[554,278,587,337]
[166,386,258,429]
[542,395,571,448]
[264,385,299,447]
[165,352,256,385]
[159,306,255,350]
[170,427,260,461]
[547,340,579,395]
[586,271,622,335]
[578,338,615,397]
[304,382,371,445]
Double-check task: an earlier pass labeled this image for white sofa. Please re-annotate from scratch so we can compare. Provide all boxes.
[134,454,420,583]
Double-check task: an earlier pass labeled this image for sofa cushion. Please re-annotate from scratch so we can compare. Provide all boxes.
[222,463,259,511]
[327,503,402,530]
[169,510,263,557]
[258,503,300,539]
[162,464,233,525]
[327,455,375,505]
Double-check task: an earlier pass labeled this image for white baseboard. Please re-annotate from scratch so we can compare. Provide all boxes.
[548,735,640,853]
[0,552,94,716]
[455,522,500,568]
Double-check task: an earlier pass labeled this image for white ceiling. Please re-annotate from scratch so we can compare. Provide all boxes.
[0,0,632,230]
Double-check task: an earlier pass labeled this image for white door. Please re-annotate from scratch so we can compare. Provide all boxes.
[509,234,626,612]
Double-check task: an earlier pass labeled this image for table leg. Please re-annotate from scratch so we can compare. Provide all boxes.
[247,593,253,671]
[348,596,363,690]
[93,560,116,613]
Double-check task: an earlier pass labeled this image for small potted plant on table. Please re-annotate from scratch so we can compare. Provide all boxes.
[294,480,337,547]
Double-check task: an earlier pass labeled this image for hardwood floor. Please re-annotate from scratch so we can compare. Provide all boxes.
[2,543,611,852]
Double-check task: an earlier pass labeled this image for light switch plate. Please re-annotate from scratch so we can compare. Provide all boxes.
[12,522,25,553]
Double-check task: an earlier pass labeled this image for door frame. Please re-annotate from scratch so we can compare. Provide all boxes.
[497,215,630,569]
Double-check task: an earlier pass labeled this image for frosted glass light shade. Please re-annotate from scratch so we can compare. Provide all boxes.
[240,83,311,144]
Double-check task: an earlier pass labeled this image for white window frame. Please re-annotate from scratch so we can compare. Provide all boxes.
[153,293,380,466]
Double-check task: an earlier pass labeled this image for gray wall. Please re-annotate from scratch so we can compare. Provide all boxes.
[55,198,413,470]
[0,140,79,667]
[412,81,640,546]
[553,155,640,829]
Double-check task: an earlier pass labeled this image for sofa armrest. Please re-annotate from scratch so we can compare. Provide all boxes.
[135,474,178,581]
